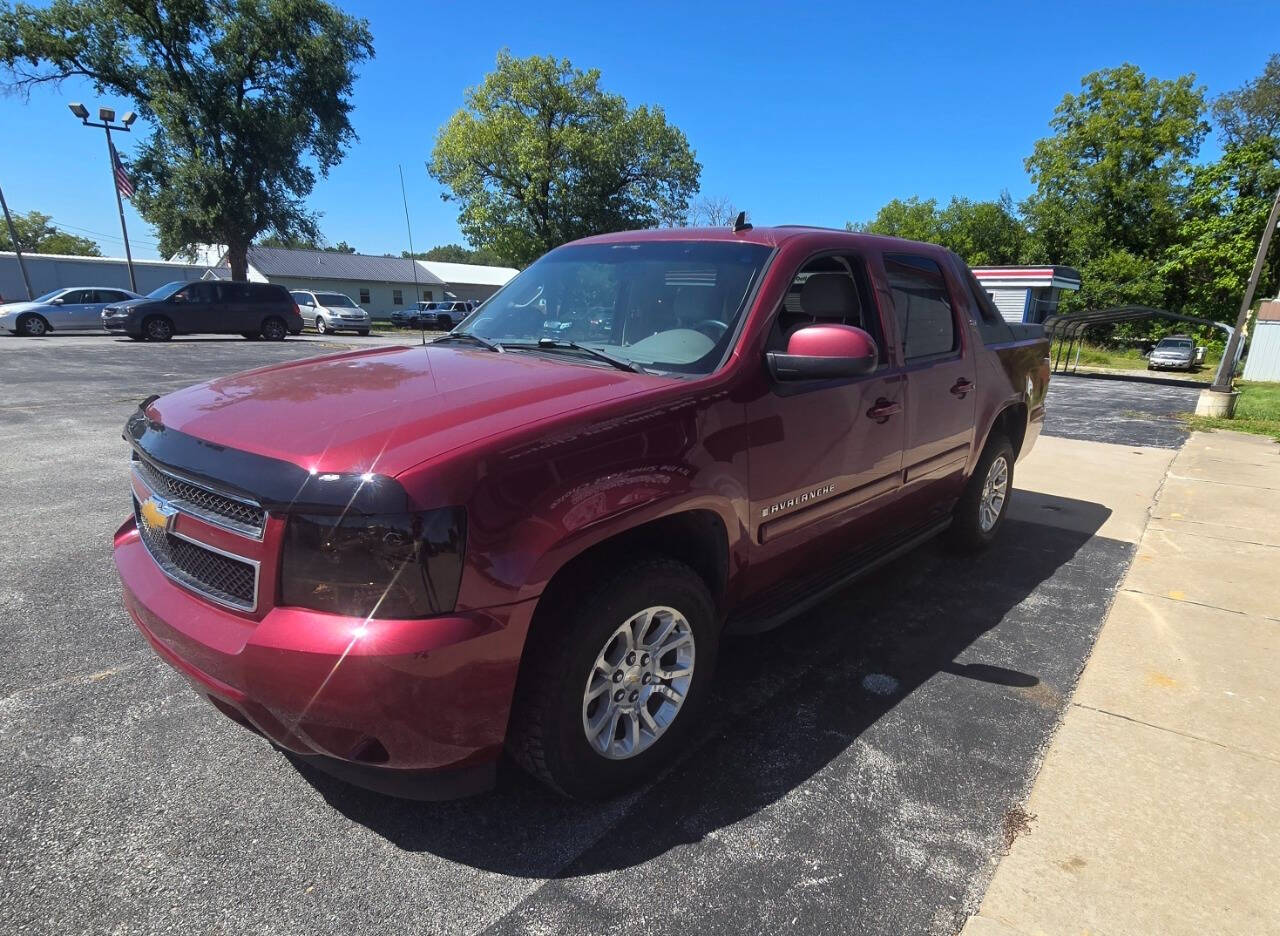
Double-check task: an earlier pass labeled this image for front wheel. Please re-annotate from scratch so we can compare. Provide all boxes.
[508,557,718,799]
[944,434,1014,553]
[357,329,369,337]
[314,316,328,335]
[142,316,173,341]
[17,314,49,337]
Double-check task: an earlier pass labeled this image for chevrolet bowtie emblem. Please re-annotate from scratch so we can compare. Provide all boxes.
[139,494,178,534]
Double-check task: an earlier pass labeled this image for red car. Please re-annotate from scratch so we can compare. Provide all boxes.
[113,226,1049,799]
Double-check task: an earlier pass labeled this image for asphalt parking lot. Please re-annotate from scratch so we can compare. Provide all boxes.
[0,336,1187,935]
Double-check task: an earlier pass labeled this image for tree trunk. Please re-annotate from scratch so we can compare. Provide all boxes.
[226,242,249,282]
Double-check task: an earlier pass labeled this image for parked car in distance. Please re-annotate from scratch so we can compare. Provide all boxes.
[389,300,432,328]
[290,290,370,336]
[113,225,1050,801]
[418,299,474,331]
[1147,335,1197,371]
[2,286,143,336]
[102,280,303,341]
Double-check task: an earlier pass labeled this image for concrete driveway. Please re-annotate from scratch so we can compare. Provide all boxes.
[0,337,1177,935]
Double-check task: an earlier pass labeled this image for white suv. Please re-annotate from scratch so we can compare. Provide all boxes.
[291,291,370,336]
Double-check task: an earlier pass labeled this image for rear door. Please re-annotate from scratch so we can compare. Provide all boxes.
[880,252,976,520]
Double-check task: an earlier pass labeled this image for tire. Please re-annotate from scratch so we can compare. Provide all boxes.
[944,433,1014,553]
[357,329,369,337]
[17,314,50,337]
[142,316,173,341]
[261,317,287,341]
[437,315,452,331]
[314,316,328,335]
[508,556,718,799]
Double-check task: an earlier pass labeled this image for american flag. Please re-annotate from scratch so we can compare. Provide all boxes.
[110,141,135,199]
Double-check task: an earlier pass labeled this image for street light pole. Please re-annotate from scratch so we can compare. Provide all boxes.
[69,103,138,293]
[0,180,34,300]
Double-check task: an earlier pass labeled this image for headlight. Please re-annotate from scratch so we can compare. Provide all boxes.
[281,507,466,618]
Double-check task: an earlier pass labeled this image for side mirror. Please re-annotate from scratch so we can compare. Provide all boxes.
[766,324,878,381]
[50,298,64,305]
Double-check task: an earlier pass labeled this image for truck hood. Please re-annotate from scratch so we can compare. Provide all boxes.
[147,344,661,477]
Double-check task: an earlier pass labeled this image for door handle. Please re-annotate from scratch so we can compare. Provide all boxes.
[866,398,902,423]
[950,379,975,397]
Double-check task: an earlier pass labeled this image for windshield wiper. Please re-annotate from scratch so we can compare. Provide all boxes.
[504,338,647,374]
[433,331,503,352]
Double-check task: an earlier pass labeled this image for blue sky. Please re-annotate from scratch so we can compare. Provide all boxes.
[1,0,1277,260]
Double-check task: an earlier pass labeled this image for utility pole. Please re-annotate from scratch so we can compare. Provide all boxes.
[69,103,138,293]
[1211,186,1280,392]
[0,181,34,300]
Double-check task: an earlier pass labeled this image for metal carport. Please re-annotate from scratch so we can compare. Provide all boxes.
[1043,306,1238,374]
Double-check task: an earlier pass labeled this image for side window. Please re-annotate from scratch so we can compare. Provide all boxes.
[181,282,211,303]
[359,288,371,304]
[392,289,403,305]
[63,289,91,303]
[99,290,126,303]
[769,254,886,361]
[883,254,958,360]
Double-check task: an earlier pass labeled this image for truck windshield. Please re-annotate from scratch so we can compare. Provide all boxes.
[462,241,772,375]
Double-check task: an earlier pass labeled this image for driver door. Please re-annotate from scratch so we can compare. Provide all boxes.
[745,253,907,595]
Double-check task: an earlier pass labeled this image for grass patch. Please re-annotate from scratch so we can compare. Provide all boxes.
[1179,381,1280,442]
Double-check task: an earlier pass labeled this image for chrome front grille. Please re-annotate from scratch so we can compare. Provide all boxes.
[132,455,265,538]
[132,496,259,611]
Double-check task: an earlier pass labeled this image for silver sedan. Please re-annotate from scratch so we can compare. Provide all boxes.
[1,287,143,336]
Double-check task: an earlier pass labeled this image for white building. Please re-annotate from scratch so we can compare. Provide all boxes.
[417,260,520,303]
[1242,299,1280,382]
[971,266,1082,324]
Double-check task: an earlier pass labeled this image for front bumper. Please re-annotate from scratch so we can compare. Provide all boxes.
[114,517,536,798]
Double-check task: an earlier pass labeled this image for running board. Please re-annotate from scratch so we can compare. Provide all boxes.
[723,517,952,636]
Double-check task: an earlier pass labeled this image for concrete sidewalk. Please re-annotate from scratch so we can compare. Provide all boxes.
[964,430,1280,936]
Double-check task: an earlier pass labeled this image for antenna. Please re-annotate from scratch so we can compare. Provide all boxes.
[398,163,424,346]
[732,210,752,232]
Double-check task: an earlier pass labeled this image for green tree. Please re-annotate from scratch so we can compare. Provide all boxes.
[429,51,701,267]
[1021,64,1208,274]
[0,209,101,255]
[0,0,374,280]
[847,194,1026,265]
[1212,53,1280,149]
[847,196,941,242]
[407,243,509,266]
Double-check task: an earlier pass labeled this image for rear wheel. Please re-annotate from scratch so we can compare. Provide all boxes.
[142,316,173,341]
[508,557,717,799]
[437,315,452,331]
[944,433,1013,553]
[17,314,49,337]
[261,317,287,341]
[314,316,328,335]
[357,329,370,337]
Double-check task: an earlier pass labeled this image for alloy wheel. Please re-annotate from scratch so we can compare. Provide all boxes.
[979,454,1009,532]
[581,606,695,760]
[20,315,48,337]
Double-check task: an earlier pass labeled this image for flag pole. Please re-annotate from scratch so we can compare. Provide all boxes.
[104,124,137,293]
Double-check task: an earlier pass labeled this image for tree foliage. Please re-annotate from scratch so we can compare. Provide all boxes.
[407,243,509,266]
[1213,53,1280,148]
[0,0,374,280]
[0,209,101,255]
[688,194,738,227]
[1021,64,1208,271]
[429,51,701,267]
[847,194,1026,265]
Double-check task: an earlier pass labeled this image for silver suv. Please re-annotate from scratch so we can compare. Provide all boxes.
[1147,336,1197,371]
[290,291,370,336]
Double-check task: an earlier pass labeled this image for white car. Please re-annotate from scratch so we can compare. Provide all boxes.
[290,290,370,335]
[2,286,142,336]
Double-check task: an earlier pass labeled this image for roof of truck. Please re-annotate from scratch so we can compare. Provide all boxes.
[571,225,943,252]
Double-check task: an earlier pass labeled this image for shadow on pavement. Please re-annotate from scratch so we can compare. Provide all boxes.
[1052,369,1206,390]
[296,493,1114,880]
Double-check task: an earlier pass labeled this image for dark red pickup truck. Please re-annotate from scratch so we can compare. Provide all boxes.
[113,225,1049,799]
